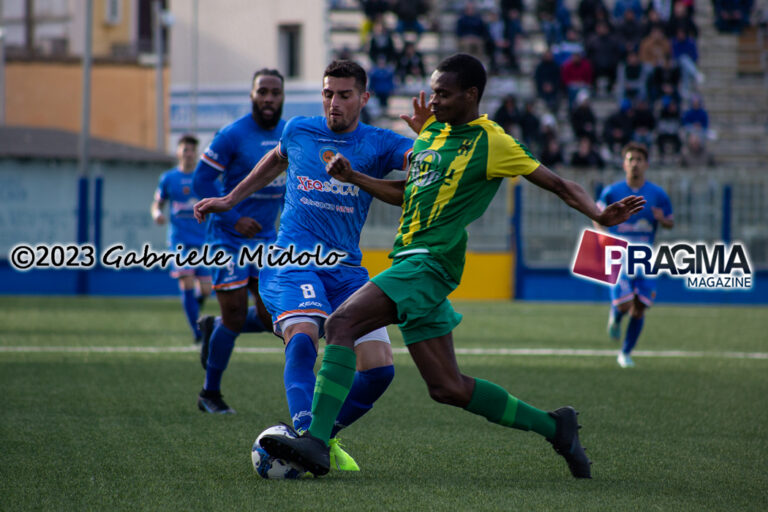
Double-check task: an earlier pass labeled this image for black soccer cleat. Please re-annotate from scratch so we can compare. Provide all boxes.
[197,389,236,414]
[547,406,592,478]
[260,428,330,476]
[197,315,215,370]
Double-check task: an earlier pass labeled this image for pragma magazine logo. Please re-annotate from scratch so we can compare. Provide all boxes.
[571,229,753,290]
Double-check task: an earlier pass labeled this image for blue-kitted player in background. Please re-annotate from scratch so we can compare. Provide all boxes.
[192,69,287,413]
[195,60,425,471]
[596,142,674,368]
[151,134,212,343]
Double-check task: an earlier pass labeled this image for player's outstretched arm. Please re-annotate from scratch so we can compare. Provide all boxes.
[326,153,405,206]
[524,165,646,226]
[194,148,288,221]
[652,206,675,229]
[151,198,166,225]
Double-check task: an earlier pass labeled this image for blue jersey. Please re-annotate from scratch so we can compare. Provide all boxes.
[276,116,413,265]
[200,114,286,242]
[598,180,673,245]
[155,168,205,248]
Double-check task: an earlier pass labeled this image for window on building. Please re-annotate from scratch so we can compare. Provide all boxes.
[104,0,122,25]
[278,24,301,79]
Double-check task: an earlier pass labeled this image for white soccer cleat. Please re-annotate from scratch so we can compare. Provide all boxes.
[617,352,635,368]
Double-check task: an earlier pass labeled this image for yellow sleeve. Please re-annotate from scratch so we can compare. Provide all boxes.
[485,128,540,180]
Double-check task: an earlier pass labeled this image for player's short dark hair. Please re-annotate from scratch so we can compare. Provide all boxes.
[252,68,284,86]
[177,134,199,146]
[621,142,649,160]
[323,60,367,92]
[436,53,487,103]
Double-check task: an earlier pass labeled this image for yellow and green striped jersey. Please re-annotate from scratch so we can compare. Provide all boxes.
[391,114,540,283]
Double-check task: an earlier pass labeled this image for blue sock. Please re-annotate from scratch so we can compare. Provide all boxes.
[611,305,625,324]
[203,324,238,392]
[623,316,645,355]
[331,364,395,438]
[242,306,268,333]
[283,333,318,432]
[182,289,200,338]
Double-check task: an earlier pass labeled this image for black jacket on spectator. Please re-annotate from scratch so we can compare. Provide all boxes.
[571,104,598,141]
[535,58,562,94]
[570,146,605,168]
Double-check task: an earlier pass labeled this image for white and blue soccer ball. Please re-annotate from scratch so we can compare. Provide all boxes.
[251,424,305,480]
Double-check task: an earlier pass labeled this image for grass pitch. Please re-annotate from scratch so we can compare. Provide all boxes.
[0,297,766,511]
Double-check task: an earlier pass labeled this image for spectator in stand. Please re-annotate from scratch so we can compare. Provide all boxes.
[537,0,564,45]
[395,41,427,84]
[369,55,397,115]
[540,112,559,147]
[650,0,674,21]
[570,89,598,142]
[501,0,525,13]
[578,0,608,36]
[540,137,565,168]
[570,136,606,168]
[535,49,565,113]
[714,0,751,33]
[359,0,392,45]
[456,2,489,59]
[656,96,683,160]
[631,98,657,148]
[666,0,699,38]
[520,99,543,152]
[672,27,704,98]
[681,95,709,135]
[503,8,525,72]
[561,50,594,111]
[486,9,512,74]
[603,98,635,156]
[555,0,574,35]
[586,21,626,94]
[616,9,643,51]
[680,131,716,167]
[535,48,563,113]
[612,0,644,24]
[368,20,397,65]
[641,9,669,39]
[392,0,429,44]
[493,94,523,135]
[648,54,681,105]
[553,28,584,65]
[639,26,672,68]
[616,50,649,101]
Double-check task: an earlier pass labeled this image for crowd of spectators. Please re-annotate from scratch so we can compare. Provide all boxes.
[339,0,754,167]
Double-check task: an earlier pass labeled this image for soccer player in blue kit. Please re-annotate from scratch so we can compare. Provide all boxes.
[193,69,286,413]
[151,134,212,343]
[596,142,674,368]
[195,60,425,471]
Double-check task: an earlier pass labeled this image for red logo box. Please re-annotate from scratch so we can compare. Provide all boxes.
[572,229,628,285]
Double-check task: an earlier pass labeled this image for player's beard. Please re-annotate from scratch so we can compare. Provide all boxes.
[252,102,282,130]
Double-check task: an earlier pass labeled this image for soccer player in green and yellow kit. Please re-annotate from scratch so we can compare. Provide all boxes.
[260,54,646,478]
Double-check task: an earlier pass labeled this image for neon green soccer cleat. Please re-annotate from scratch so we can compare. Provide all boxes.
[329,437,360,471]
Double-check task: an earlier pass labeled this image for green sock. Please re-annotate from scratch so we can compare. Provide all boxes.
[308,344,357,445]
[464,378,556,439]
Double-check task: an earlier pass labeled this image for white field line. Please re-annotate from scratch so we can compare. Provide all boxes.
[0,346,766,360]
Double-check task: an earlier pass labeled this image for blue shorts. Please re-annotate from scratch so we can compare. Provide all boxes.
[259,263,370,337]
[611,271,657,307]
[209,237,271,292]
[168,244,211,279]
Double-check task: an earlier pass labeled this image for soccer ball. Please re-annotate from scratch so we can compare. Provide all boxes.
[251,424,305,479]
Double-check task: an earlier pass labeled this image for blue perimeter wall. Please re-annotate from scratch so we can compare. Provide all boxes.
[2,261,765,304]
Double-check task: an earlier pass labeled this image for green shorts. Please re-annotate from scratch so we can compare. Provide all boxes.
[371,252,462,345]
